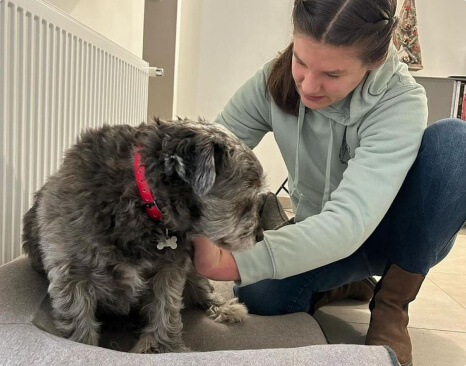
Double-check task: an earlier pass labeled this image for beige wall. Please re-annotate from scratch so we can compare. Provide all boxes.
[143,0,179,120]
[44,0,145,58]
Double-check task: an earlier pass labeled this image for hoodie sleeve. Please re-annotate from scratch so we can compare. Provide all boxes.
[214,65,273,149]
[233,82,428,287]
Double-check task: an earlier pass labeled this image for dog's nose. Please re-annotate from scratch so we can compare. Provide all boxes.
[255,226,264,242]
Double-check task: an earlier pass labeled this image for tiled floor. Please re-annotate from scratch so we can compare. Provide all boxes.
[282,205,466,365]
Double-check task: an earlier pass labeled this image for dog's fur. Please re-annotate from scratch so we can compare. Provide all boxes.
[22,118,265,353]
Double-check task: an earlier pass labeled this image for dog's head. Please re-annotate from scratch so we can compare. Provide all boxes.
[141,118,266,252]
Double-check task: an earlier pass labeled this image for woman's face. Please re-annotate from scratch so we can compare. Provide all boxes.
[292,34,374,110]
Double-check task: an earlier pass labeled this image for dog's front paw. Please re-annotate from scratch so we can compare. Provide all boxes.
[131,333,190,354]
[54,318,100,346]
[207,298,248,323]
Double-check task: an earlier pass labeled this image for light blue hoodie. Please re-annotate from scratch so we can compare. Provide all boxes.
[215,48,428,287]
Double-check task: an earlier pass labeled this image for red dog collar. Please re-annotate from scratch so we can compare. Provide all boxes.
[134,146,163,221]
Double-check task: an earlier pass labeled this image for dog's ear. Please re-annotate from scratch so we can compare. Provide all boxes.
[190,141,221,196]
[164,139,227,197]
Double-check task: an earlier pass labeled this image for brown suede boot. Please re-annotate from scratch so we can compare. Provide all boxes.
[365,264,425,366]
[311,277,376,313]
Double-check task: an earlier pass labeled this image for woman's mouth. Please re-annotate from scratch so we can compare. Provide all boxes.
[303,94,324,102]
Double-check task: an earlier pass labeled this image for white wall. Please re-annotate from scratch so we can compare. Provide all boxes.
[405,0,466,77]
[176,0,466,193]
[174,0,202,120]
[176,0,294,193]
[45,0,145,58]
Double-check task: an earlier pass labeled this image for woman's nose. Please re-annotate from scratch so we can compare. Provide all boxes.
[301,73,322,94]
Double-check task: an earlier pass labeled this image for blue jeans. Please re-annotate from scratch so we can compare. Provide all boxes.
[235,119,466,316]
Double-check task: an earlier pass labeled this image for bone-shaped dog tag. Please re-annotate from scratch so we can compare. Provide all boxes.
[157,236,178,250]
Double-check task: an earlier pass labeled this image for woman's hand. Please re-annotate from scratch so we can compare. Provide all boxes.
[192,237,240,281]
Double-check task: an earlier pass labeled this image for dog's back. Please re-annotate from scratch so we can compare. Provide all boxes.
[22,190,45,273]
[22,124,140,274]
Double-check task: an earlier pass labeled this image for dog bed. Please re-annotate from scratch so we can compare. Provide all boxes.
[0,256,398,365]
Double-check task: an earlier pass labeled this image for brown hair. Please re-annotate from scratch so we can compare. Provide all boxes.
[267,0,399,115]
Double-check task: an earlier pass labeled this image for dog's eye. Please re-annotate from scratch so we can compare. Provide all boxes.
[240,230,252,239]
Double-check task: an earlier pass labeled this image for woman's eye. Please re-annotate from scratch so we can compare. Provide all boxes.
[327,74,340,79]
[293,57,306,67]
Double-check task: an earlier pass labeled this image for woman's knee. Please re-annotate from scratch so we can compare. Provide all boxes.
[422,118,466,151]
[418,119,466,173]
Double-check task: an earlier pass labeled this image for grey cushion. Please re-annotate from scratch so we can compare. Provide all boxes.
[0,257,398,365]
[0,325,398,366]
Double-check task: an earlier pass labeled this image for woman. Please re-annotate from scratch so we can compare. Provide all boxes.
[193,1,466,365]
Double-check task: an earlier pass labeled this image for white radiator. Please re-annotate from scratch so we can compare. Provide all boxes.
[0,0,150,264]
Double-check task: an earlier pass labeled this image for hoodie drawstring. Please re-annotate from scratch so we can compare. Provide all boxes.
[295,104,350,209]
[294,102,306,193]
[322,121,334,207]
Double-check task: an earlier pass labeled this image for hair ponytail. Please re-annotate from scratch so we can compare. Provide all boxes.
[266,43,299,116]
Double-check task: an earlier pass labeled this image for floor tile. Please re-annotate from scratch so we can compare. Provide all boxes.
[314,314,466,366]
[409,277,466,332]
[431,233,466,275]
[409,328,466,366]
[428,272,466,309]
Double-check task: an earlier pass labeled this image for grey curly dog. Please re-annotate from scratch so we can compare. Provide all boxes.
[22,118,265,353]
